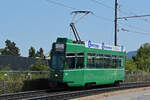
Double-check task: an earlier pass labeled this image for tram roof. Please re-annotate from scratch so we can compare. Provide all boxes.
[55,37,125,53]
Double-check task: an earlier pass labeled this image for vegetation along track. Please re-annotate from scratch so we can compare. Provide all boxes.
[1,82,149,100]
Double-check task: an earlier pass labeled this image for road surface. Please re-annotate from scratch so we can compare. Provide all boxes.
[98,89,150,100]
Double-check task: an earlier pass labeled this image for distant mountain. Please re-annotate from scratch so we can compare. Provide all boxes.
[127,51,137,59]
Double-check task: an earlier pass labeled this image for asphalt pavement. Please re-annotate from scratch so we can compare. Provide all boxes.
[97,89,150,100]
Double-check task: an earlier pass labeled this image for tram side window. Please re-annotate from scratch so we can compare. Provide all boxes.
[112,55,123,68]
[95,54,103,68]
[87,53,95,68]
[76,53,84,69]
[112,55,117,68]
[117,56,123,68]
[112,59,117,68]
[118,59,122,68]
[65,53,75,69]
[103,55,112,68]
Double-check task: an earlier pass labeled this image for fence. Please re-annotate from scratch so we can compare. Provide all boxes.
[125,71,150,82]
[0,71,50,94]
[0,71,150,94]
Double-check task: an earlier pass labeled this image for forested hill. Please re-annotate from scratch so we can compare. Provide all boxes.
[127,51,137,59]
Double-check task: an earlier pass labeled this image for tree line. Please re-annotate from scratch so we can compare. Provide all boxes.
[126,43,150,72]
[1,39,150,72]
[0,40,50,71]
[0,39,46,58]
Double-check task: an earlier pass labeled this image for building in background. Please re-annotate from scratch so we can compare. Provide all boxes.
[0,55,50,70]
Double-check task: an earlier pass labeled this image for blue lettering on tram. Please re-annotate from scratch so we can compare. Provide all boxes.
[102,43,104,50]
[87,41,124,51]
[88,40,99,49]
[102,43,112,50]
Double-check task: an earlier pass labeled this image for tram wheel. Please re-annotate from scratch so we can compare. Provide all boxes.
[114,81,120,87]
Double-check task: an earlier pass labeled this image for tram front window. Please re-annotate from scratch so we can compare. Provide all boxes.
[65,53,75,69]
[52,54,64,69]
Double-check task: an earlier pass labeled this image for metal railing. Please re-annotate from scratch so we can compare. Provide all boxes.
[0,71,50,94]
[0,71,150,94]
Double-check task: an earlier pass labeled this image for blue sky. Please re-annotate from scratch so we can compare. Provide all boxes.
[0,0,150,56]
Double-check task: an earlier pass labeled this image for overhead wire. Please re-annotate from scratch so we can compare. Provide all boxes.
[46,0,150,37]
[119,23,150,37]
[91,0,150,37]
[46,0,79,10]
[118,14,150,19]
[119,22,150,34]
[91,13,114,22]
[90,0,115,11]
[72,12,91,24]
[90,0,138,17]
[45,0,115,45]
[46,0,114,23]
[121,28,150,37]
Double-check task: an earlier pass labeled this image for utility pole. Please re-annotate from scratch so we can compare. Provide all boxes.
[114,0,118,46]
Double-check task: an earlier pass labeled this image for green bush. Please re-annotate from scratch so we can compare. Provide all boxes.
[0,71,50,94]
[29,60,50,71]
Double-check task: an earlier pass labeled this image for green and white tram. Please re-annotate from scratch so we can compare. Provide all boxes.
[50,37,126,87]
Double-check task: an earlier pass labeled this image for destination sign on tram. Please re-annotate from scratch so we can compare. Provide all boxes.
[85,40,125,52]
[55,44,64,51]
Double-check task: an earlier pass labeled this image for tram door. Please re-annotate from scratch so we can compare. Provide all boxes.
[65,53,85,86]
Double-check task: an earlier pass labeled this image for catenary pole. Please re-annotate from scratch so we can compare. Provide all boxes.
[114,0,118,46]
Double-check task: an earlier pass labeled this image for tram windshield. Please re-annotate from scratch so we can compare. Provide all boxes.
[51,53,64,70]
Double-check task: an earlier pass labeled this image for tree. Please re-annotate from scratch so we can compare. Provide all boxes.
[29,60,50,71]
[125,59,137,71]
[133,43,150,72]
[0,48,4,55]
[36,48,45,58]
[1,40,20,56]
[29,46,36,58]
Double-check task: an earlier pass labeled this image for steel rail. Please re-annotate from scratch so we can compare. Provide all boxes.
[1,82,150,100]
[0,90,48,100]
[22,82,150,100]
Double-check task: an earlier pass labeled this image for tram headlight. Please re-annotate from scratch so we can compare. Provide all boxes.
[55,74,58,77]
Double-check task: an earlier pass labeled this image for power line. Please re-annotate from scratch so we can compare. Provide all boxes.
[46,0,114,23]
[118,13,150,35]
[46,0,150,38]
[91,0,132,16]
[46,0,79,10]
[118,14,150,19]
[46,0,116,45]
[119,22,150,34]
[91,13,114,22]
[91,0,114,10]
[120,28,150,37]
[90,0,150,33]
[91,0,119,45]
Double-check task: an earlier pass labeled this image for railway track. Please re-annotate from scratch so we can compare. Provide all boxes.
[0,82,150,100]
[0,90,49,100]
